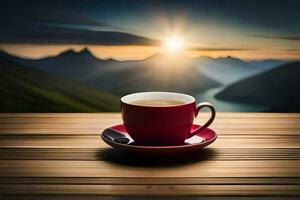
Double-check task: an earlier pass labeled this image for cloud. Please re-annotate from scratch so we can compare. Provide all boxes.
[188,47,254,51]
[0,24,161,45]
[27,10,129,31]
[0,7,149,45]
[23,10,111,27]
[253,34,300,41]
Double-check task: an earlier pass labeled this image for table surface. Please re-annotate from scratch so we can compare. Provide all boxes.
[0,113,299,199]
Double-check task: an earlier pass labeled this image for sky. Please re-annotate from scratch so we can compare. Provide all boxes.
[0,0,300,60]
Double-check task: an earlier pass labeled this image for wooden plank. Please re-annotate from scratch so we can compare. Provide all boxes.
[0,113,299,126]
[1,116,299,126]
[0,137,299,148]
[1,177,300,185]
[0,113,299,136]
[0,184,300,196]
[1,123,300,131]
[1,196,300,200]
[0,148,299,160]
[0,113,299,118]
[0,160,300,177]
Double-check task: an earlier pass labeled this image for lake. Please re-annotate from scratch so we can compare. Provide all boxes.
[195,86,268,112]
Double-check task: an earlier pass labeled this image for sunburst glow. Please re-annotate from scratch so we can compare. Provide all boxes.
[164,36,184,52]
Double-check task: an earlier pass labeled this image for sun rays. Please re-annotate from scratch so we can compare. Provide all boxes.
[164,36,185,53]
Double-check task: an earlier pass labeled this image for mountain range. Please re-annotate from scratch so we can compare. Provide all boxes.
[216,61,300,112]
[0,56,120,112]
[0,49,221,96]
[0,48,294,112]
[0,48,116,80]
[0,48,285,95]
[194,56,285,84]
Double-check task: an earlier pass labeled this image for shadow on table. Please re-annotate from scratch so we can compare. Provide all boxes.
[97,148,216,167]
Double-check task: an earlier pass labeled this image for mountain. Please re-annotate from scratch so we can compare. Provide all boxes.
[215,62,300,112]
[0,57,120,112]
[84,53,221,96]
[0,49,286,97]
[0,50,221,96]
[193,56,285,84]
[0,48,118,81]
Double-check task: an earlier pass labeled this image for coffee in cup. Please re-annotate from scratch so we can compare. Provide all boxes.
[129,99,185,106]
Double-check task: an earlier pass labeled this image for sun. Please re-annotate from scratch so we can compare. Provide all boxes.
[164,36,184,52]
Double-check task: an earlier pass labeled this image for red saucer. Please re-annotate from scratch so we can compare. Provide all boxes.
[101,124,217,154]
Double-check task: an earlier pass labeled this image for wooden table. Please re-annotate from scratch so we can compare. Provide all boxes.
[0,113,299,199]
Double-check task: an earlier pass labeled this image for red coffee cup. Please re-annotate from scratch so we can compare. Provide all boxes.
[121,92,215,145]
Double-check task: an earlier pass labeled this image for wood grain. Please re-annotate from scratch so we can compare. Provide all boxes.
[0,113,299,198]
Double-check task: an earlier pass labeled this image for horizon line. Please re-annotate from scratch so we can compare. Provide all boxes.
[0,46,297,62]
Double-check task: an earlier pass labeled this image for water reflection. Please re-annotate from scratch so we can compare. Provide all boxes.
[196,86,268,112]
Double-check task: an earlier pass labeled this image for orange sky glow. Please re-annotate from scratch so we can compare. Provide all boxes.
[0,44,299,61]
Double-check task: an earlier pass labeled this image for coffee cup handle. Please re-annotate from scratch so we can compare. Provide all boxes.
[187,102,216,138]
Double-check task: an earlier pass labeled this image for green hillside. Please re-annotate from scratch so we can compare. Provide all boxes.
[0,57,120,112]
